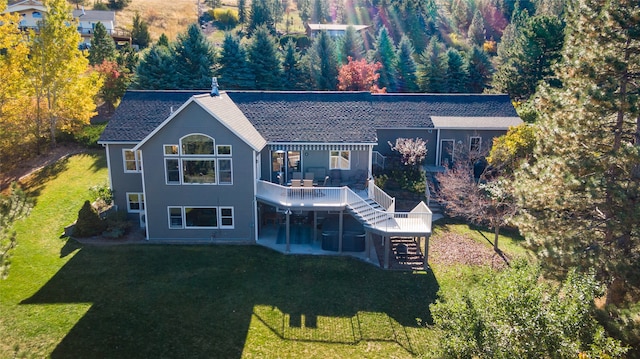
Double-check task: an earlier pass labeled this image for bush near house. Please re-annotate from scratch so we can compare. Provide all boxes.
[73,200,106,237]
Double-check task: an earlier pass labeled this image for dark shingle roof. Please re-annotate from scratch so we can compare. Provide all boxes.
[99,90,519,143]
[99,90,203,142]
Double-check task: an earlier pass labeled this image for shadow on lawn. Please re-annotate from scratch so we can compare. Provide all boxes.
[22,243,439,358]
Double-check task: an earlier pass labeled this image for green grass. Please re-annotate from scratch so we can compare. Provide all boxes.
[0,151,527,358]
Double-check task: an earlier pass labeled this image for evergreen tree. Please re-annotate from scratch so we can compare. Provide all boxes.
[107,0,131,10]
[157,33,170,47]
[466,45,493,93]
[297,0,311,24]
[337,25,364,64]
[311,0,327,23]
[88,21,116,66]
[417,36,446,92]
[248,0,274,35]
[281,39,306,90]
[514,0,640,295]
[218,33,255,89]
[134,44,176,89]
[246,25,282,89]
[467,9,486,46]
[131,11,151,49]
[374,27,398,92]
[395,35,418,92]
[0,183,32,279]
[117,42,138,73]
[309,30,338,90]
[444,47,468,93]
[493,13,564,101]
[171,23,216,89]
[237,0,247,25]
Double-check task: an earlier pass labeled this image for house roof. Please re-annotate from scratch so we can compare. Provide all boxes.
[306,24,369,32]
[99,90,520,144]
[98,90,203,143]
[431,116,522,130]
[72,9,115,22]
[4,0,46,13]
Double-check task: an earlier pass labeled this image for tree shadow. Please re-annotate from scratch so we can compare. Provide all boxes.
[22,245,439,358]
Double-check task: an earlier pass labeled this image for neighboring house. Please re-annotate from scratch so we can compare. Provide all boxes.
[4,0,127,45]
[305,23,369,38]
[98,88,521,268]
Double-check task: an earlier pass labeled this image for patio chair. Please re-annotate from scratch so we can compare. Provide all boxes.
[303,179,313,187]
[396,243,408,263]
[304,172,314,181]
[350,169,368,190]
[292,172,303,180]
[329,169,342,186]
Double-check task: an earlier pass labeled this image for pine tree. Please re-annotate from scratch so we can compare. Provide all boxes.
[337,25,364,64]
[395,35,419,92]
[466,45,493,93]
[467,9,486,46]
[88,21,117,66]
[248,0,274,35]
[134,43,176,89]
[444,47,468,93]
[0,183,32,279]
[26,0,101,150]
[297,0,311,24]
[309,30,338,90]
[417,36,446,92]
[374,27,398,92]
[247,25,282,90]
[157,33,170,47]
[281,39,306,90]
[218,33,255,89]
[237,0,247,26]
[513,0,640,294]
[131,11,151,49]
[171,23,216,89]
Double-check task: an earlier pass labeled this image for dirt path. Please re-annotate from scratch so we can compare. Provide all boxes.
[0,144,85,191]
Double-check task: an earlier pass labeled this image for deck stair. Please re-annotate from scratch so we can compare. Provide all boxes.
[346,196,391,228]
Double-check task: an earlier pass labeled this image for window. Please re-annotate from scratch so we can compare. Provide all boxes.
[182,134,214,155]
[185,207,217,228]
[329,150,350,170]
[127,193,144,213]
[168,207,183,228]
[470,136,482,153]
[220,207,234,228]
[165,159,180,184]
[168,206,235,229]
[164,134,233,185]
[218,159,232,184]
[183,159,216,184]
[123,149,142,173]
[164,145,178,155]
[217,145,231,156]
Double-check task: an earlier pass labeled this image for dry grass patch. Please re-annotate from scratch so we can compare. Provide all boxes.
[430,232,509,269]
[115,0,199,41]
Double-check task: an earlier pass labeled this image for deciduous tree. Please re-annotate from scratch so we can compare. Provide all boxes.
[94,60,130,113]
[337,57,383,93]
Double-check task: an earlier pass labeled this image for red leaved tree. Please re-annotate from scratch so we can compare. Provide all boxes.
[93,60,131,113]
[337,56,386,93]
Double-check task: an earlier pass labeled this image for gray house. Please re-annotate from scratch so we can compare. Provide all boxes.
[98,89,521,268]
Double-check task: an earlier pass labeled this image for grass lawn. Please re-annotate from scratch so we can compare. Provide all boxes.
[0,151,525,358]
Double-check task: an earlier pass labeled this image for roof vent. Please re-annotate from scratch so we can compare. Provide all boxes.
[170,106,174,114]
[210,77,219,97]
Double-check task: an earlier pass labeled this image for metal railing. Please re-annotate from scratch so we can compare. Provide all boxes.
[373,151,386,169]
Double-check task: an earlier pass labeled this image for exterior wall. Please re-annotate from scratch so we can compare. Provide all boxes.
[375,129,438,166]
[139,102,256,241]
[105,143,143,214]
[437,129,506,165]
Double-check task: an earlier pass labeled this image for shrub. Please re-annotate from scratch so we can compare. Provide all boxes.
[89,182,113,206]
[103,210,132,239]
[279,34,311,49]
[73,200,106,237]
[213,9,239,29]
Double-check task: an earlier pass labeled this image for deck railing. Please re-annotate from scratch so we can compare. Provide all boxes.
[369,180,395,211]
[256,180,431,234]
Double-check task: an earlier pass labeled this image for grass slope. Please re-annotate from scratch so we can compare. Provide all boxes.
[0,150,525,358]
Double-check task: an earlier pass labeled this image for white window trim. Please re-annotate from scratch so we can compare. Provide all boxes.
[440,139,455,166]
[470,136,482,152]
[216,145,232,156]
[180,133,215,156]
[168,206,183,229]
[329,150,351,170]
[219,207,235,229]
[122,149,142,173]
[126,192,144,213]
[217,158,233,185]
[164,144,179,156]
[167,206,235,230]
[165,158,181,185]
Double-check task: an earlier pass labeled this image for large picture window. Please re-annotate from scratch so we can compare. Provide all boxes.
[329,150,350,170]
[186,207,218,228]
[163,134,233,185]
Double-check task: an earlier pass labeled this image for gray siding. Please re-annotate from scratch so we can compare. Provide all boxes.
[139,102,256,241]
[106,143,143,213]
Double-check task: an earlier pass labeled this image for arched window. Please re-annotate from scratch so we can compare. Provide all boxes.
[181,134,214,155]
[32,11,42,18]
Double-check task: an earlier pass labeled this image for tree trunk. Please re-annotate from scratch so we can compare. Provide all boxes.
[493,225,500,252]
